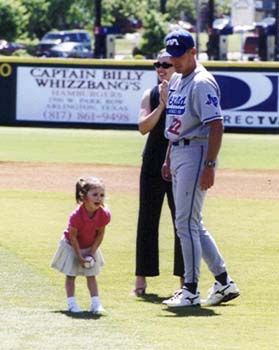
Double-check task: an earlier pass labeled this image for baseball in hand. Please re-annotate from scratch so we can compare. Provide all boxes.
[84,256,95,269]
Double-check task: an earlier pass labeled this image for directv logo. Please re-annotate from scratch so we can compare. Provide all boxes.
[212,71,279,128]
[213,72,278,112]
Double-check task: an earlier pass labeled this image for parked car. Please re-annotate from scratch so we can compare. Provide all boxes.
[35,30,92,57]
[47,42,94,58]
[257,16,276,28]
[0,40,26,55]
[243,35,259,61]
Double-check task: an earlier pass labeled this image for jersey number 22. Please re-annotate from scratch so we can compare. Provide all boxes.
[168,118,181,135]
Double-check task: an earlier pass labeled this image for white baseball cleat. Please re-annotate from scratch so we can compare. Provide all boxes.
[202,281,240,306]
[162,288,200,307]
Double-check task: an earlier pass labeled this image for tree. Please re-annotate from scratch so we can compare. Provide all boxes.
[216,0,231,17]
[2,0,221,43]
[21,0,50,39]
[165,0,195,24]
[21,0,93,39]
[102,0,148,32]
[0,0,26,41]
[138,10,168,58]
[47,0,76,30]
[66,0,94,30]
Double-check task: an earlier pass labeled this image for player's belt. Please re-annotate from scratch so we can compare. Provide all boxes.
[172,139,190,146]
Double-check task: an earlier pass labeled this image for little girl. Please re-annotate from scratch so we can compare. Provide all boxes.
[51,176,111,314]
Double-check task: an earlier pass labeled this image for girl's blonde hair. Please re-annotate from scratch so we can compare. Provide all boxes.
[75,176,105,203]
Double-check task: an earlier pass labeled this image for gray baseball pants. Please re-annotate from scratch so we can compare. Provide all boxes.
[170,139,226,284]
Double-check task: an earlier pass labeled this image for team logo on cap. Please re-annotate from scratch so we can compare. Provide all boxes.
[166,38,179,47]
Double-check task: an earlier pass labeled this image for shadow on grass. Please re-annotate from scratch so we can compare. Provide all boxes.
[134,293,225,317]
[52,310,106,319]
[161,305,219,317]
[134,293,167,304]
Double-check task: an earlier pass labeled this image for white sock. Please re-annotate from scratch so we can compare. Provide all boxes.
[91,296,100,308]
[67,296,78,307]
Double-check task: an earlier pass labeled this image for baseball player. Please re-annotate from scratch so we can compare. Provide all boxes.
[161,29,240,307]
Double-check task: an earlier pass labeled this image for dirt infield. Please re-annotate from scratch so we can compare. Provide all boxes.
[1,161,279,200]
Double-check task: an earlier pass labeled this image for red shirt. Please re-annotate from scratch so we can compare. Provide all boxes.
[64,204,111,249]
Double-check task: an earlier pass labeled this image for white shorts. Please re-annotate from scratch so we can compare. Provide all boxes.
[50,239,105,277]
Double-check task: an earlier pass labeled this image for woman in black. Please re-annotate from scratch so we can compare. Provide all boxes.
[133,50,184,295]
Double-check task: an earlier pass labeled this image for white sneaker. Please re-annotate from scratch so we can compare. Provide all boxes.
[68,305,83,313]
[162,288,200,307]
[90,304,107,315]
[202,281,240,306]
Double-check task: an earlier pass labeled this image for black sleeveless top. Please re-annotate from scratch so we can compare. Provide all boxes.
[141,85,169,175]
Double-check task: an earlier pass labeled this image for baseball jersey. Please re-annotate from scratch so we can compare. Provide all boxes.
[165,64,223,141]
[64,204,111,249]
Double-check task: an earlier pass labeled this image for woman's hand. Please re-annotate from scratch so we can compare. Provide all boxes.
[160,80,169,107]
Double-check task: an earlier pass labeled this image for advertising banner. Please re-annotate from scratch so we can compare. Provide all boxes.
[0,58,278,132]
[213,70,279,128]
[16,66,156,125]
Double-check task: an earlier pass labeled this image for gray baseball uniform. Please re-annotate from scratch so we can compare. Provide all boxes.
[165,64,226,284]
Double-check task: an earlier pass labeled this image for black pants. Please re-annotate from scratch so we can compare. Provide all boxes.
[135,168,184,277]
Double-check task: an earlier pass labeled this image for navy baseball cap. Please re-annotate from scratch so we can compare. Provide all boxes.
[165,29,195,57]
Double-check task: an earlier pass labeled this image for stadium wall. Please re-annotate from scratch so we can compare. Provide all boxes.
[1,57,279,133]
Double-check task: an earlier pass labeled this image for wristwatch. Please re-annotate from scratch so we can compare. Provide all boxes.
[204,160,216,168]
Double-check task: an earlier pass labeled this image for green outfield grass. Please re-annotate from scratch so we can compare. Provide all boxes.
[0,127,144,166]
[0,127,279,169]
[0,127,279,350]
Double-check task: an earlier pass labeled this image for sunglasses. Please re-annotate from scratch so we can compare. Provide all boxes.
[153,62,173,69]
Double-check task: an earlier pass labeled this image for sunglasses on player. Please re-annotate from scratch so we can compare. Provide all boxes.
[153,62,173,69]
